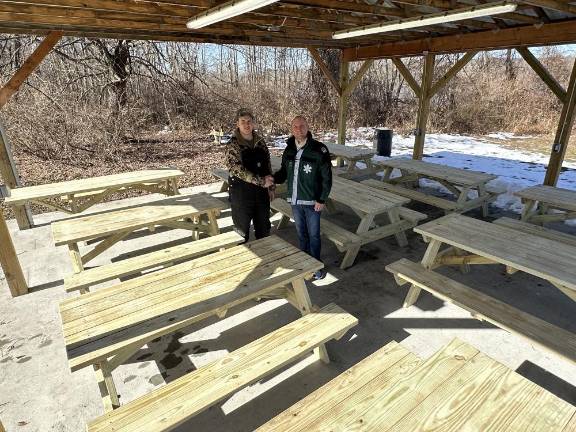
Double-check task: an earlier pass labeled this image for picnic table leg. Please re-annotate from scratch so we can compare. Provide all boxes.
[477,184,489,217]
[170,178,180,195]
[387,207,408,247]
[68,243,84,273]
[346,159,357,173]
[94,361,120,411]
[403,238,442,308]
[382,166,393,181]
[207,211,220,236]
[520,199,537,222]
[290,278,330,363]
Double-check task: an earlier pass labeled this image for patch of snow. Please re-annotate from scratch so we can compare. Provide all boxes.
[486,132,535,140]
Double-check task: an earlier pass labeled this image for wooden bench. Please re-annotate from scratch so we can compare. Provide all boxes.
[494,217,576,248]
[64,231,244,293]
[386,258,576,364]
[86,303,358,432]
[271,198,362,269]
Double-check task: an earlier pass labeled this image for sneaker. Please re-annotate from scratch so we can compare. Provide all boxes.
[313,270,327,281]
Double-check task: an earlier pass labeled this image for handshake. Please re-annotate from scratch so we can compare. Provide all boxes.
[263,175,275,188]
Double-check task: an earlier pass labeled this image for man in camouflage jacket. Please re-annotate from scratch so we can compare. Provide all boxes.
[225,109,274,242]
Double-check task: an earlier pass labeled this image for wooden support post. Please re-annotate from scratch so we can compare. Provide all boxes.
[0,118,33,229]
[0,207,28,297]
[516,47,567,102]
[413,53,435,160]
[0,31,62,108]
[544,57,576,186]
[337,53,350,148]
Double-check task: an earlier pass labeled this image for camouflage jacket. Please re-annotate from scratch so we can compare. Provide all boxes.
[225,128,272,188]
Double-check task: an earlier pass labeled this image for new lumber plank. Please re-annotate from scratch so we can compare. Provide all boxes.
[63,231,244,292]
[516,185,576,212]
[362,179,459,210]
[305,338,479,430]
[60,237,323,365]
[494,217,576,248]
[52,192,224,245]
[87,303,358,432]
[416,214,576,292]
[386,258,576,363]
[256,341,422,431]
[4,169,183,204]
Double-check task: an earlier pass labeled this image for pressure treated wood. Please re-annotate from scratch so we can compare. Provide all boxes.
[87,303,357,432]
[63,231,244,292]
[271,176,425,269]
[4,169,183,207]
[414,214,576,298]
[0,208,27,296]
[0,31,62,108]
[375,158,497,216]
[494,217,576,247]
[516,185,576,224]
[60,236,323,366]
[258,338,576,431]
[387,258,576,363]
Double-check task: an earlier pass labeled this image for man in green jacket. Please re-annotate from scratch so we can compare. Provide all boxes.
[274,116,332,280]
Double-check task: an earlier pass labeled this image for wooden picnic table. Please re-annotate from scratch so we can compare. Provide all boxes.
[324,143,375,173]
[374,158,497,216]
[406,214,576,305]
[257,338,576,431]
[52,192,225,274]
[273,177,427,269]
[516,185,576,225]
[3,169,183,225]
[58,235,326,413]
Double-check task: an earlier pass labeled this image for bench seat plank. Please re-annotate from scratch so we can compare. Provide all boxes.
[386,258,576,363]
[87,303,358,432]
[63,231,244,292]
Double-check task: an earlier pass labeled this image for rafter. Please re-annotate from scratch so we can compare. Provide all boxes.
[516,46,567,102]
[308,47,341,94]
[343,20,576,60]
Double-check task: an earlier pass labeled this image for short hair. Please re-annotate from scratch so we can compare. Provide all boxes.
[236,108,254,121]
[291,115,308,125]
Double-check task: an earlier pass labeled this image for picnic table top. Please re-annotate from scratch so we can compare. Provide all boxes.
[51,192,225,245]
[376,158,497,187]
[324,143,374,159]
[3,169,184,205]
[415,214,576,291]
[59,235,322,365]
[257,338,576,431]
[515,185,576,212]
[331,176,409,214]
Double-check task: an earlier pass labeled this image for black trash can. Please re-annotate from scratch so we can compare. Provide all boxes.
[375,128,393,157]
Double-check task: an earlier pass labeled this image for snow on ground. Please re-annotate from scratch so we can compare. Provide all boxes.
[271,128,576,225]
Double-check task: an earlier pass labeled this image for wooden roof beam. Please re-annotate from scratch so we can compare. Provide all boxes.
[343,20,576,60]
[392,57,421,97]
[520,0,576,15]
[429,50,477,96]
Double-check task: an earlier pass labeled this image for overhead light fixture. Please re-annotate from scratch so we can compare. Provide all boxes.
[187,0,279,29]
[332,1,517,39]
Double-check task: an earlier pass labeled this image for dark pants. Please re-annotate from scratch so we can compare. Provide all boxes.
[292,204,321,261]
[229,179,271,243]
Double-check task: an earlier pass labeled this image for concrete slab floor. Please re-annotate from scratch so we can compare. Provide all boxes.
[1,182,575,431]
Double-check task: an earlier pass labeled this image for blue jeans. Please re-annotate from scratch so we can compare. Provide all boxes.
[292,204,321,261]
